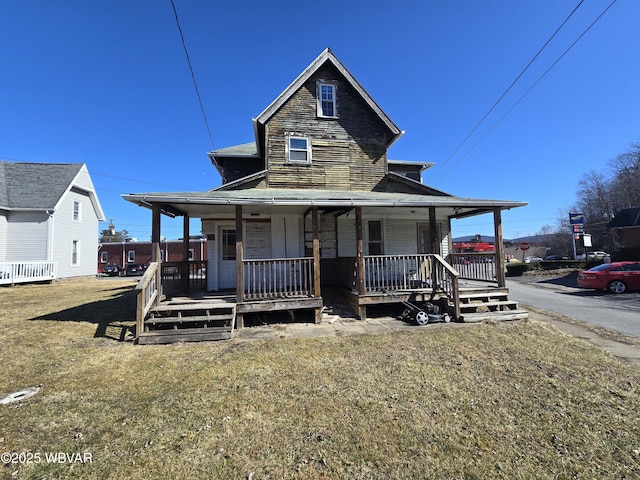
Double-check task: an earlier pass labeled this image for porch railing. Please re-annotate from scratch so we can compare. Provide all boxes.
[243,257,314,300]
[160,260,207,297]
[362,254,461,319]
[447,253,497,282]
[135,262,159,338]
[0,261,56,285]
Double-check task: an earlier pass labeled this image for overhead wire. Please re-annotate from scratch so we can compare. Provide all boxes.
[433,0,618,186]
[426,0,588,184]
[169,0,215,150]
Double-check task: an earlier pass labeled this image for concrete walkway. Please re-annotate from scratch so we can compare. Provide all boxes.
[233,304,640,368]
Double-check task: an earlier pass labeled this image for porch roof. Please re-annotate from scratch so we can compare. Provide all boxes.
[122,188,527,218]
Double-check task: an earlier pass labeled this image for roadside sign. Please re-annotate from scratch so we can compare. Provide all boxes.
[520,242,530,251]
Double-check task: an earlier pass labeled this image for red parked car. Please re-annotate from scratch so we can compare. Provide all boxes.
[577,261,640,294]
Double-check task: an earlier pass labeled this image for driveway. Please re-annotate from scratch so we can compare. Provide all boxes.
[507,271,640,339]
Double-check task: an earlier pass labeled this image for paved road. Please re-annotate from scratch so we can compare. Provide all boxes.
[507,276,640,338]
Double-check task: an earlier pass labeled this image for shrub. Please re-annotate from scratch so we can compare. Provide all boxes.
[506,263,530,276]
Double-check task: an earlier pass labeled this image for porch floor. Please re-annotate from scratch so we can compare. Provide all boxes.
[155,280,528,326]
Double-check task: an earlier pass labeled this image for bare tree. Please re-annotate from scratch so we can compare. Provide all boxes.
[608,144,640,209]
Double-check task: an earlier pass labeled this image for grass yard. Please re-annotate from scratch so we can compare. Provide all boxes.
[1,278,640,479]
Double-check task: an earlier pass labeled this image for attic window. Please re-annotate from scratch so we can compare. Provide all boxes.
[317,82,337,118]
[286,136,312,164]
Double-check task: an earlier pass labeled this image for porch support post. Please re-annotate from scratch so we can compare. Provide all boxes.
[429,207,440,291]
[429,207,440,254]
[312,206,322,323]
[182,214,190,293]
[151,203,162,303]
[493,207,506,287]
[235,205,245,329]
[355,206,366,320]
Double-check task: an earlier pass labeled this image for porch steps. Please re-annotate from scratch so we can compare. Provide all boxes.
[457,287,529,323]
[137,301,236,345]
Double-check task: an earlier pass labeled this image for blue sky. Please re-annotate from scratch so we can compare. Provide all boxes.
[2,0,638,241]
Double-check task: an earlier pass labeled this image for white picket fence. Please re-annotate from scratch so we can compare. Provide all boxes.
[0,261,57,285]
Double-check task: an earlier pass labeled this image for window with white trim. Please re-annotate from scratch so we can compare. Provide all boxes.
[286,136,312,164]
[317,82,337,118]
[72,240,79,265]
[128,250,135,263]
[100,251,108,263]
[73,201,81,221]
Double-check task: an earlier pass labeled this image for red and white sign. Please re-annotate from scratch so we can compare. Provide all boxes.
[519,242,530,251]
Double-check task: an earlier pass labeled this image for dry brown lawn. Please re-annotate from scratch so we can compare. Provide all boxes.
[1,278,640,479]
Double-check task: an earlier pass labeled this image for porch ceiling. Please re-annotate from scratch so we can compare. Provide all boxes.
[122,189,527,219]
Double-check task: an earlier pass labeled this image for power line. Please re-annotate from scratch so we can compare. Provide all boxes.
[169,0,215,150]
[433,0,618,186]
[426,0,585,184]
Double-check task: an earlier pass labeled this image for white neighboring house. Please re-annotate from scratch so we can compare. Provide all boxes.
[0,161,105,284]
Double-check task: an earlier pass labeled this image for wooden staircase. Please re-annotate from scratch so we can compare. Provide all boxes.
[136,300,236,345]
[457,287,529,323]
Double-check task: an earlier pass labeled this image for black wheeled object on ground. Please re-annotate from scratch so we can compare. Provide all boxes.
[383,289,451,325]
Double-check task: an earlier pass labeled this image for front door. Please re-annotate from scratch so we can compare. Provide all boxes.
[218,226,236,289]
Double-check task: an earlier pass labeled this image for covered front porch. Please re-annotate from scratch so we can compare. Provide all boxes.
[124,190,525,344]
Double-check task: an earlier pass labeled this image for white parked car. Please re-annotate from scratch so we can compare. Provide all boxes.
[588,251,609,259]
[524,256,543,263]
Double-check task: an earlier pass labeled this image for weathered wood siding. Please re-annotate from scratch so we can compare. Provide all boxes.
[265,64,391,191]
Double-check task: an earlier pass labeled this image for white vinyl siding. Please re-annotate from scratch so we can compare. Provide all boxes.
[0,213,7,261]
[337,215,451,257]
[5,211,50,261]
[51,187,100,278]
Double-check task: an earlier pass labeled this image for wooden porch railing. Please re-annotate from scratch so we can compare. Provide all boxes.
[0,261,56,285]
[160,260,207,297]
[362,254,461,319]
[243,257,314,300]
[447,253,497,282]
[135,262,159,339]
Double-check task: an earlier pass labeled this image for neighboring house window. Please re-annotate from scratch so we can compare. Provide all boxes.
[188,248,195,260]
[160,250,165,261]
[100,251,108,263]
[286,136,312,164]
[73,201,81,221]
[367,220,384,255]
[317,82,337,117]
[72,240,79,265]
[128,251,135,263]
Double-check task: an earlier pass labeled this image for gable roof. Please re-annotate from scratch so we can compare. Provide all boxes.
[0,161,105,219]
[254,48,402,139]
[607,207,640,228]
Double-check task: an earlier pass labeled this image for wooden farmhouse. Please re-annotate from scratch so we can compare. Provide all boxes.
[0,161,105,284]
[123,48,528,344]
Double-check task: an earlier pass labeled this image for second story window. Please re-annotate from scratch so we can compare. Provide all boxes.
[317,82,337,118]
[286,136,312,164]
[73,201,81,221]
